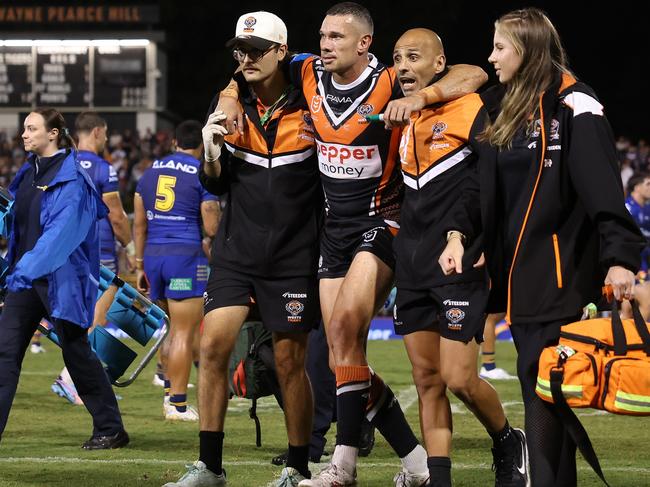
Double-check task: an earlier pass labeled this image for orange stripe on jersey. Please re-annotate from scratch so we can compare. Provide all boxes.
[224,100,313,158]
[400,94,483,187]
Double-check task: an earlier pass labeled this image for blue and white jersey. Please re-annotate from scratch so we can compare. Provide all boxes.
[625,195,650,239]
[136,152,217,246]
[77,150,118,252]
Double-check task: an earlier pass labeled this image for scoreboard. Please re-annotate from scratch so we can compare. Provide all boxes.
[0,42,150,109]
[0,46,32,106]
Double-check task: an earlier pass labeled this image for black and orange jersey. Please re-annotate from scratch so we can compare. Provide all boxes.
[290,53,403,227]
[394,93,487,288]
[200,81,324,278]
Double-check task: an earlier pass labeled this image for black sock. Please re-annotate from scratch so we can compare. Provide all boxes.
[367,376,419,458]
[286,443,311,478]
[199,431,224,475]
[489,420,516,450]
[335,387,368,446]
[427,456,452,487]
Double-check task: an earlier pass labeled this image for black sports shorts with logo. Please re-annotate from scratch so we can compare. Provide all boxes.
[318,218,396,279]
[393,281,488,343]
[204,267,320,333]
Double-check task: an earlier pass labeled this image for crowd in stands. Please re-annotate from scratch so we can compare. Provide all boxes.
[617,136,650,190]
[0,127,175,213]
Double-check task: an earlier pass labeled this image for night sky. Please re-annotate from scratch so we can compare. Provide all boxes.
[161,0,650,140]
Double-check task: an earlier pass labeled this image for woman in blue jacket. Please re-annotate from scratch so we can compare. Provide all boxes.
[0,108,128,449]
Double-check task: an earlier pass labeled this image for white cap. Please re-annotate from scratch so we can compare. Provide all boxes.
[226,11,288,49]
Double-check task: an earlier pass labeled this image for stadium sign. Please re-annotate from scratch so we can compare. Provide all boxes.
[0,5,159,24]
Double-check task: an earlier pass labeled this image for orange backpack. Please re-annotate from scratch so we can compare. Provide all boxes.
[537,299,650,415]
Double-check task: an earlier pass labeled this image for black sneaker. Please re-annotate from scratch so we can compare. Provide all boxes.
[358,419,375,457]
[491,428,529,487]
[82,430,129,450]
[271,449,288,466]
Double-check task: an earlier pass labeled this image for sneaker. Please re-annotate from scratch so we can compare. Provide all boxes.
[393,469,430,487]
[480,366,517,380]
[30,343,46,354]
[82,430,129,450]
[163,461,226,487]
[492,428,530,487]
[165,405,199,422]
[51,377,83,405]
[271,467,307,487]
[298,463,356,486]
[271,449,288,466]
[358,419,375,457]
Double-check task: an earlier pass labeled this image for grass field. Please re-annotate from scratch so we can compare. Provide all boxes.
[1,340,649,486]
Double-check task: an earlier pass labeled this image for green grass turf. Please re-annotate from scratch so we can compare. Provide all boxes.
[1,340,649,486]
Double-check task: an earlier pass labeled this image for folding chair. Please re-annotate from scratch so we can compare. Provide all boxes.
[37,265,169,387]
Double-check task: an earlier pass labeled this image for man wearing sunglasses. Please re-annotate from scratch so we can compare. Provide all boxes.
[164,11,323,487]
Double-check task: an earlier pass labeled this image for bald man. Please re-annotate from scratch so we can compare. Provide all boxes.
[391,29,529,487]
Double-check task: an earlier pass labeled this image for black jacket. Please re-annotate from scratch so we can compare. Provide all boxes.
[200,76,324,278]
[458,74,644,323]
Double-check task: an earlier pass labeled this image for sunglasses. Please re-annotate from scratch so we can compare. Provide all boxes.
[232,44,278,63]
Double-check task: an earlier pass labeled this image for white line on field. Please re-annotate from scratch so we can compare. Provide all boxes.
[0,457,647,473]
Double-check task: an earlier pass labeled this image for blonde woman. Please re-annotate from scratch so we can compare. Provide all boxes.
[440,8,644,485]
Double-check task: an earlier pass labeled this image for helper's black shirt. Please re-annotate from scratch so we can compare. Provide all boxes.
[13,150,68,271]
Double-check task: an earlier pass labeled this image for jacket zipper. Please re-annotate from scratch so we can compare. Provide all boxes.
[586,353,598,386]
[265,148,273,265]
[600,357,640,407]
[560,331,610,352]
[506,95,547,323]
[552,233,563,288]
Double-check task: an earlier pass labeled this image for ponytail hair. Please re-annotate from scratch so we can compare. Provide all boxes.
[33,107,77,150]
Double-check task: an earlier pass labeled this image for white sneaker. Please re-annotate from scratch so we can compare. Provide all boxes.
[163,460,226,486]
[270,467,307,487]
[298,463,356,486]
[393,469,430,487]
[480,366,517,380]
[163,396,172,415]
[30,343,46,354]
[165,405,199,422]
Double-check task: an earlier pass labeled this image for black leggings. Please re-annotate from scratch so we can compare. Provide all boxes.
[510,321,578,487]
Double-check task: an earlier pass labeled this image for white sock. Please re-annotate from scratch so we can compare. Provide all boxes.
[60,367,73,385]
[400,444,428,474]
[331,445,358,473]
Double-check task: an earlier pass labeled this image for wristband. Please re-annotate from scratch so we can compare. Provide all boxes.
[446,230,466,244]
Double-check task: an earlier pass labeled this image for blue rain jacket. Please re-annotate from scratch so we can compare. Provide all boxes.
[5,150,108,328]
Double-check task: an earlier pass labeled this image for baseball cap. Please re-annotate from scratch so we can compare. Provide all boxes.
[225,11,288,50]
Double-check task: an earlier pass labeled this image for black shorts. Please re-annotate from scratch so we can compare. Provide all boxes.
[318,219,396,279]
[393,281,488,343]
[204,267,320,333]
